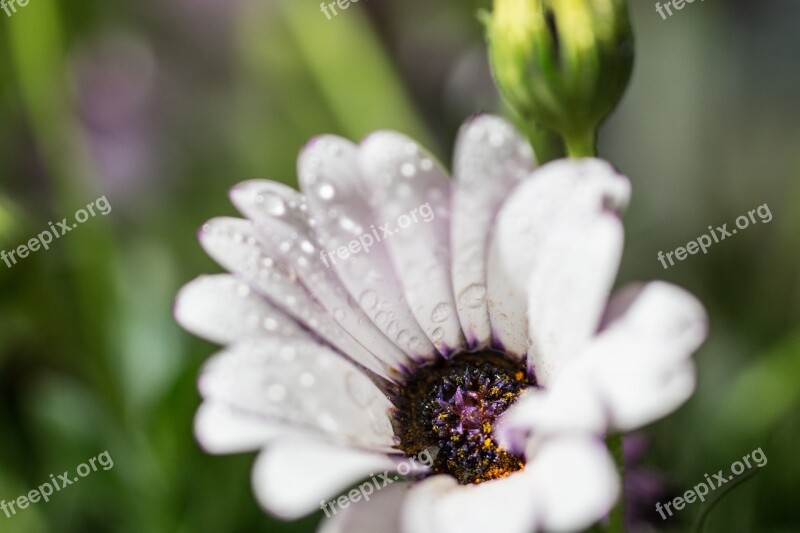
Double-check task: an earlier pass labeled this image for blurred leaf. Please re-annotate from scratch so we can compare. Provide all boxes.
[281,2,434,150]
[713,330,800,444]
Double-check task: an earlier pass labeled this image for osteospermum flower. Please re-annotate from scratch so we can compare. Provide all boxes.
[174,115,707,533]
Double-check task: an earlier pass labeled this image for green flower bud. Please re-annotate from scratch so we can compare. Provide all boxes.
[487,0,634,157]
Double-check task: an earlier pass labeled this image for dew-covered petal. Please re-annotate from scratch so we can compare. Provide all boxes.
[528,436,619,532]
[199,217,395,381]
[317,482,411,533]
[298,136,436,362]
[580,282,707,431]
[229,185,414,373]
[486,158,630,363]
[451,115,536,349]
[253,438,396,519]
[194,402,288,454]
[174,274,307,345]
[199,338,397,451]
[359,132,465,354]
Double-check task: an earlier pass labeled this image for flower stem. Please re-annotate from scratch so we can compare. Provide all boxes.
[564,129,597,159]
[689,466,762,533]
[605,433,626,533]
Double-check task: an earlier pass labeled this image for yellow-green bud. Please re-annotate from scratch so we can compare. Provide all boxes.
[487,0,634,157]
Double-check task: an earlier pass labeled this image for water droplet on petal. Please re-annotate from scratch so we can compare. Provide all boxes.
[458,284,487,309]
[431,303,452,323]
[318,184,335,200]
[360,290,378,311]
[300,240,315,254]
[259,193,286,216]
[401,162,416,177]
[397,330,410,345]
[299,373,316,387]
[268,384,287,402]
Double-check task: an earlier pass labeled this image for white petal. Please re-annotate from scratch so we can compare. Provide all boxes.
[316,482,411,533]
[451,115,536,348]
[174,274,307,345]
[359,132,465,354]
[581,282,707,431]
[194,402,287,454]
[229,179,310,233]
[198,338,397,451]
[598,281,708,357]
[230,185,414,373]
[487,158,630,362]
[495,383,607,454]
[526,216,624,385]
[252,438,395,519]
[402,436,618,533]
[402,472,538,533]
[199,217,395,381]
[529,436,619,532]
[298,136,436,361]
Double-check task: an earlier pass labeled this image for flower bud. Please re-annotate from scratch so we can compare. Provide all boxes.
[487,0,634,156]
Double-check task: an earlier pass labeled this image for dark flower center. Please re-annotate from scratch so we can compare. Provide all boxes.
[391,351,530,484]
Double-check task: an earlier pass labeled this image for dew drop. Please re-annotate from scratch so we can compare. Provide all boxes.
[489,131,505,147]
[259,193,286,216]
[267,384,287,402]
[236,284,251,297]
[400,162,416,177]
[431,327,444,340]
[299,373,316,387]
[318,184,335,200]
[431,303,452,323]
[300,240,315,254]
[318,413,338,431]
[458,284,487,309]
[397,330,410,345]
[360,290,379,311]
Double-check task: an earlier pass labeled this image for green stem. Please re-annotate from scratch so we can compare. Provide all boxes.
[516,117,565,164]
[605,433,626,533]
[564,129,597,158]
[689,466,762,533]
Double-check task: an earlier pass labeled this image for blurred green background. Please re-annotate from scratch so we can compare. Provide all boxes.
[0,0,798,531]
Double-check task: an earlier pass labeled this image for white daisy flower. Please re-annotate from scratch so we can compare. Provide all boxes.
[174,114,707,533]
